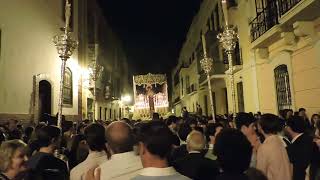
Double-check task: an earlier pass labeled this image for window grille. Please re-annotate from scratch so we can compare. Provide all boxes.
[274,65,292,111]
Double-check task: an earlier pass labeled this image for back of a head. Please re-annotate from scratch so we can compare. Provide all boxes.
[106,121,134,154]
[235,112,255,129]
[214,128,252,174]
[152,113,160,120]
[37,125,61,148]
[24,126,34,137]
[138,121,174,159]
[61,120,73,133]
[84,123,106,151]
[206,123,224,137]
[187,131,205,152]
[259,114,280,135]
[166,116,178,126]
[286,116,306,133]
[178,123,192,141]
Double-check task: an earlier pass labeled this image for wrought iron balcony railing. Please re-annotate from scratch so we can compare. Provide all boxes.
[173,97,180,104]
[278,0,302,16]
[250,5,279,42]
[250,0,302,42]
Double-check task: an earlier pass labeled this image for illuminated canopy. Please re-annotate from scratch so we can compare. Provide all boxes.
[134,73,167,86]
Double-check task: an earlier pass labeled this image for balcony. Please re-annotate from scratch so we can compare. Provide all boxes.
[249,1,279,42]
[278,0,303,16]
[186,84,197,95]
[250,0,319,45]
[173,97,180,104]
[199,61,227,84]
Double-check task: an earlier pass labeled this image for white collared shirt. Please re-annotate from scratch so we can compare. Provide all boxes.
[70,151,108,180]
[139,167,179,176]
[188,151,201,154]
[99,151,143,180]
[208,144,214,150]
[132,167,191,180]
[291,133,303,143]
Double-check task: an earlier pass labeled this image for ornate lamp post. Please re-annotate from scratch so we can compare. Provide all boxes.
[200,35,216,122]
[53,0,78,128]
[217,0,239,121]
[88,60,104,122]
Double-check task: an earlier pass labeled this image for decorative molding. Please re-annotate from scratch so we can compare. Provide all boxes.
[133,73,167,86]
[294,21,316,38]
[256,48,269,59]
[281,32,296,46]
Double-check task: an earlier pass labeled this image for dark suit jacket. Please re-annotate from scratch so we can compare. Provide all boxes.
[173,153,219,180]
[288,133,314,180]
[170,144,188,163]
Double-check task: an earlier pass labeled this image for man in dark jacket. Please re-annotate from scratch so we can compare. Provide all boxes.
[286,116,314,180]
[174,131,219,180]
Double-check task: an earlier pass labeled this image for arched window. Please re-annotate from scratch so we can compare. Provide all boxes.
[274,65,291,111]
[63,67,73,106]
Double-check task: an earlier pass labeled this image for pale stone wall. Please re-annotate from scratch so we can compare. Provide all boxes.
[0,0,81,122]
[292,41,320,115]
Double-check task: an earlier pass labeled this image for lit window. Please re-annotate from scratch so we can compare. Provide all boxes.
[63,67,73,106]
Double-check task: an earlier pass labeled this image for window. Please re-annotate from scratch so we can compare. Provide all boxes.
[181,77,184,96]
[63,67,73,105]
[105,108,107,120]
[237,82,245,112]
[207,19,211,31]
[186,76,190,94]
[211,12,215,31]
[214,4,220,30]
[234,41,242,65]
[228,0,238,8]
[0,29,1,58]
[274,65,292,111]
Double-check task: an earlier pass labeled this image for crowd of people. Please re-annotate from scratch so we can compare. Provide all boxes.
[0,108,320,180]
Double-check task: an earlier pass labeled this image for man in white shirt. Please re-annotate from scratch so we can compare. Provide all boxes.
[99,121,143,180]
[132,121,190,180]
[70,123,109,180]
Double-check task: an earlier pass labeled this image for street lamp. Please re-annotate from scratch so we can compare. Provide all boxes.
[217,0,239,121]
[88,60,104,122]
[200,35,216,122]
[53,0,78,128]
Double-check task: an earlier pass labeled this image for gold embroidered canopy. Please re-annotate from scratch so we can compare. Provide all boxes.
[134,73,167,86]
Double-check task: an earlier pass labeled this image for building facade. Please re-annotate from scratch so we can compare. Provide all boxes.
[171,0,231,117]
[171,0,320,117]
[0,0,130,123]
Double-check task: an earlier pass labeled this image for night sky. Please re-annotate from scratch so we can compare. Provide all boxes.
[98,0,202,75]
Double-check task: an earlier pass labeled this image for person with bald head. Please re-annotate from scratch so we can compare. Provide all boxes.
[98,121,143,180]
[173,131,219,180]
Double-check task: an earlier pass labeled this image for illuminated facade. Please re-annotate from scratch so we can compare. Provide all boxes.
[0,0,130,122]
[171,0,229,117]
[171,0,320,116]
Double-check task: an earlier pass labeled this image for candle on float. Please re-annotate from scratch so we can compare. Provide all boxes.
[65,0,71,32]
[221,0,229,26]
[201,35,207,58]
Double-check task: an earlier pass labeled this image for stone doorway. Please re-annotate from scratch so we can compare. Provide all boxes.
[39,80,52,122]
